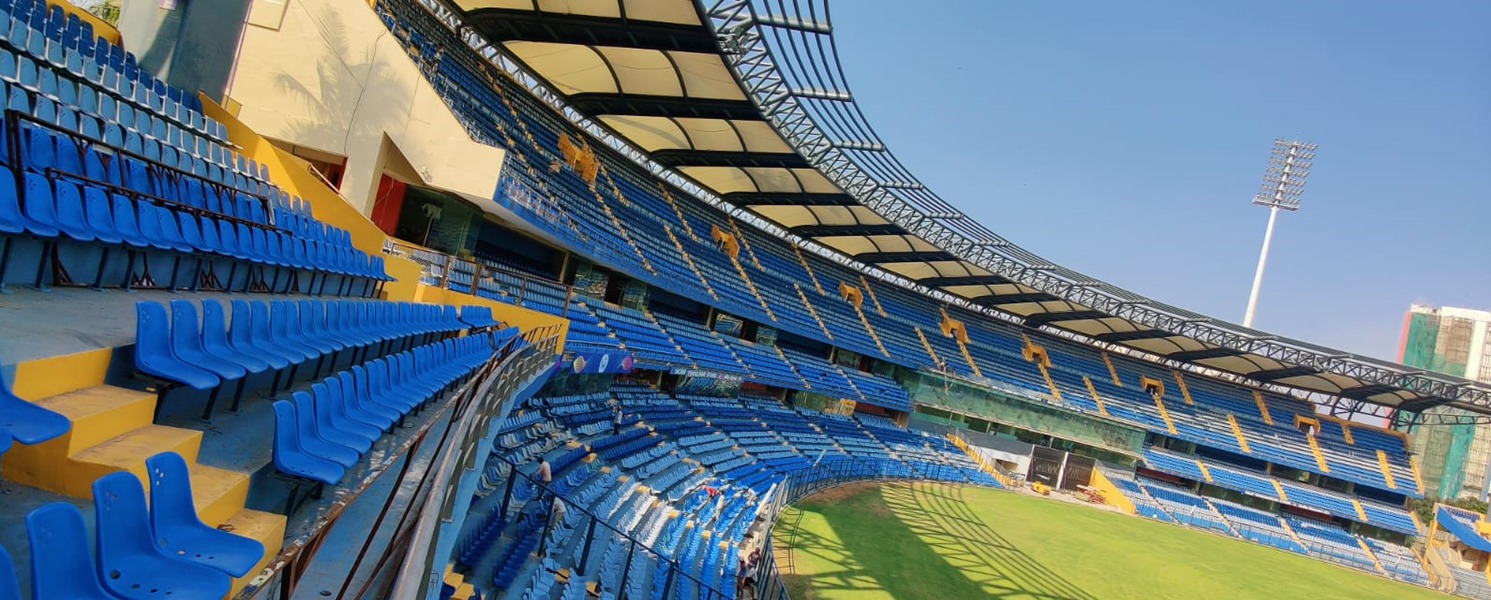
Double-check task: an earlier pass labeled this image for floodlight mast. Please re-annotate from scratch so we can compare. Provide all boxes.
[1242,139,1315,328]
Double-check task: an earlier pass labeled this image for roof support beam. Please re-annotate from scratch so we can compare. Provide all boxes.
[1339,383,1403,399]
[1025,310,1109,328]
[919,275,1012,287]
[1249,365,1320,382]
[1166,347,1248,362]
[732,192,858,206]
[855,251,960,264]
[972,292,1062,306]
[569,94,762,120]
[650,149,810,169]
[789,223,905,237]
[1093,330,1177,343]
[468,9,718,52]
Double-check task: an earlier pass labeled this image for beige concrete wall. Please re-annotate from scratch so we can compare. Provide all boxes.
[226,0,505,216]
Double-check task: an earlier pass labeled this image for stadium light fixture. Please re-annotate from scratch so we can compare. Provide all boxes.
[1243,139,1316,328]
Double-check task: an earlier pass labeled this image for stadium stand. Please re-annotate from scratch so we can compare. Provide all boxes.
[0,0,1468,597]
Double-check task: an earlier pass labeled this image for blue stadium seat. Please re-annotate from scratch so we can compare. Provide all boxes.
[144,452,265,578]
[271,399,346,485]
[134,301,220,390]
[0,544,17,600]
[0,361,69,445]
[93,472,232,599]
[200,300,271,374]
[310,381,378,450]
[24,503,115,600]
[334,370,398,430]
[167,299,246,381]
[289,390,360,468]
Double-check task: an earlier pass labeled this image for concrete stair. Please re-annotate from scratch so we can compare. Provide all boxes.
[1,383,286,596]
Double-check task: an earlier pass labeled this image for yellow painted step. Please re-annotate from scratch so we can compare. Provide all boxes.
[1,385,157,488]
[26,385,156,455]
[1271,479,1289,503]
[1376,450,1398,489]
[1227,414,1251,454]
[1352,498,1369,522]
[190,463,252,527]
[224,508,289,598]
[66,426,204,498]
[1305,434,1330,473]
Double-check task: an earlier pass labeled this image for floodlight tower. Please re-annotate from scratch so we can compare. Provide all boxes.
[1242,139,1316,328]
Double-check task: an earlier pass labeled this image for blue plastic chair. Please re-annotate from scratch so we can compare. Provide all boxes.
[144,452,264,577]
[268,301,320,362]
[338,370,399,428]
[93,472,232,599]
[271,400,345,485]
[228,300,289,370]
[200,300,268,374]
[0,543,17,600]
[0,360,69,445]
[327,374,390,432]
[81,185,121,245]
[52,179,94,241]
[24,503,115,599]
[133,301,219,390]
[290,391,359,468]
[20,170,60,237]
[167,300,246,381]
[310,381,377,449]
[0,171,22,234]
[251,301,310,364]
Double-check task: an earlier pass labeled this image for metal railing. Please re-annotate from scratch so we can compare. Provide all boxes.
[385,237,575,317]
[388,330,562,598]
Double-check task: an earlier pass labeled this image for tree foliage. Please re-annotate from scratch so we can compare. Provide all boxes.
[1410,496,1489,526]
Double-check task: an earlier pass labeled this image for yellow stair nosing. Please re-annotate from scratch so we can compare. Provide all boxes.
[30,385,158,455]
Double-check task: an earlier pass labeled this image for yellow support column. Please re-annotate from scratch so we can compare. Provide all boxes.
[1252,391,1273,425]
[1376,450,1398,489]
[1227,414,1252,453]
[1083,376,1109,416]
[1102,353,1122,387]
[1305,434,1331,473]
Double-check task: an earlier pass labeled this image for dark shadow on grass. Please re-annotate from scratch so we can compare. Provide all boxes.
[783,483,1096,600]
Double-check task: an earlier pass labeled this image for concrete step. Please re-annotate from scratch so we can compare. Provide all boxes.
[67,426,204,498]
[222,508,288,598]
[189,462,252,527]
[1,385,157,489]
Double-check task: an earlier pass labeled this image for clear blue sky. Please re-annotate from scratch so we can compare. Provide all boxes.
[828,0,1491,362]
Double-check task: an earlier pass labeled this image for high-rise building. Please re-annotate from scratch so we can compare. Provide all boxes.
[1397,305,1491,500]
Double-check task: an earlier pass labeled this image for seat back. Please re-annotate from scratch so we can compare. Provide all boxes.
[133,301,174,372]
[144,451,207,536]
[168,300,209,356]
[93,472,159,560]
[24,502,113,599]
[200,301,234,351]
[0,543,17,600]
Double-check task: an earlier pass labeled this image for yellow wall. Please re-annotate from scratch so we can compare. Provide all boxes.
[226,0,506,216]
[413,285,569,352]
[1089,469,1137,515]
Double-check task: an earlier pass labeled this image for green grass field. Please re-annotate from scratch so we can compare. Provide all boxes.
[773,482,1443,600]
